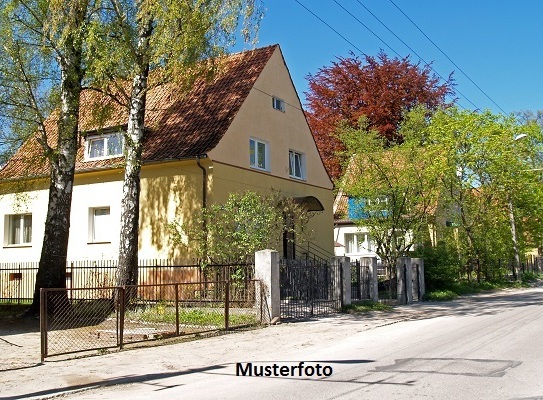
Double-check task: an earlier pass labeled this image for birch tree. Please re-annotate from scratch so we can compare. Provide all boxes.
[88,0,263,288]
[0,0,99,313]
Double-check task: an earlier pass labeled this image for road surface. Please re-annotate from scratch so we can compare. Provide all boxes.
[2,287,542,399]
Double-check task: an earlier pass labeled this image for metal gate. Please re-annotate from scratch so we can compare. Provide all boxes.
[280,259,341,319]
[351,260,371,301]
[378,264,398,305]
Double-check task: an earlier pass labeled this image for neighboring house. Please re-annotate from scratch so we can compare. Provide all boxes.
[333,189,380,261]
[0,45,334,264]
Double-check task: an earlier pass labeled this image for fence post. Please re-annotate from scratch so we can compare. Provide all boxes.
[331,257,351,307]
[175,284,180,336]
[255,250,280,323]
[40,288,47,362]
[224,280,230,331]
[396,257,413,305]
[411,258,425,300]
[118,287,125,350]
[361,257,379,302]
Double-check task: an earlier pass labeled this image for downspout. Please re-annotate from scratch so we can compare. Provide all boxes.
[196,155,208,260]
[196,155,207,209]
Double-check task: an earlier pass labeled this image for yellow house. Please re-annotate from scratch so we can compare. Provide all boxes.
[0,45,334,264]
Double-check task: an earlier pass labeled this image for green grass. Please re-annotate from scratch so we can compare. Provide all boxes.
[126,304,258,327]
[343,300,393,313]
[423,290,458,301]
[425,272,542,301]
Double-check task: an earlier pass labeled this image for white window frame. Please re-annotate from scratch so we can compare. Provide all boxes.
[249,138,270,171]
[85,132,124,161]
[88,207,111,243]
[4,214,32,246]
[345,232,373,254]
[289,150,306,180]
[272,96,285,112]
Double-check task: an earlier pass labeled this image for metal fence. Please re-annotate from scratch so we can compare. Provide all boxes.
[40,279,264,361]
[1,260,255,303]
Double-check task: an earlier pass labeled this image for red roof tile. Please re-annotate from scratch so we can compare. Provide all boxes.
[0,45,278,180]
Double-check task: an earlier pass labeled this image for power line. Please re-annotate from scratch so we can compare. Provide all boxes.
[292,0,368,57]
[351,0,479,110]
[389,0,508,114]
[294,0,476,111]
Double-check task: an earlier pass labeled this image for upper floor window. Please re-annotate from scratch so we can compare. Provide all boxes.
[272,96,285,112]
[289,150,305,180]
[4,214,32,246]
[85,132,124,160]
[345,232,373,254]
[250,138,269,171]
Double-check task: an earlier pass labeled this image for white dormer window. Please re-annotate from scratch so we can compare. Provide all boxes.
[272,96,285,112]
[85,132,124,160]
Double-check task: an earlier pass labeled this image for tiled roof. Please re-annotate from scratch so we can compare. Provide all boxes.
[0,45,278,180]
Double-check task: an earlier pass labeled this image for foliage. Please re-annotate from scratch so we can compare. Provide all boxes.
[423,290,457,302]
[426,107,543,269]
[342,300,392,313]
[412,241,461,292]
[305,51,454,180]
[339,109,444,268]
[169,190,312,262]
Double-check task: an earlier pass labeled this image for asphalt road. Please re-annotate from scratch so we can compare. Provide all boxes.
[2,287,543,400]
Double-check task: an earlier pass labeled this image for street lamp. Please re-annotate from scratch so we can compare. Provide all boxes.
[509,133,528,280]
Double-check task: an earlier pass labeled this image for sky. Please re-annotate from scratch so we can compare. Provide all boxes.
[233,0,543,116]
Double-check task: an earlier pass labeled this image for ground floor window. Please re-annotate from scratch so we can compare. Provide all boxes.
[5,214,32,246]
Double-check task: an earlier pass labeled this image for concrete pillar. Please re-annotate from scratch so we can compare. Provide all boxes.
[255,250,281,323]
[411,258,425,300]
[396,257,413,304]
[331,256,351,307]
[361,257,379,302]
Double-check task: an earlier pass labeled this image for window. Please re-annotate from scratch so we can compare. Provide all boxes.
[289,150,305,180]
[272,96,285,112]
[250,138,269,171]
[5,214,32,246]
[85,132,124,160]
[89,207,111,243]
[345,233,373,254]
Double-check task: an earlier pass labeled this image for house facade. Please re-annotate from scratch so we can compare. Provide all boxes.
[0,45,334,264]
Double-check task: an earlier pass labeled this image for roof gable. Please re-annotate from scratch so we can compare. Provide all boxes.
[0,45,278,180]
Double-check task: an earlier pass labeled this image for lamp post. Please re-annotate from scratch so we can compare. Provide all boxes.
[509,133,528,280]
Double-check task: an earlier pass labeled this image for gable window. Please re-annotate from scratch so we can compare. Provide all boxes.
[289,150,305,180]
[250,138,269,171]
[89,207,111,243]
[272,96,285,112]
[4,214,32,246]
[85,132,124,160]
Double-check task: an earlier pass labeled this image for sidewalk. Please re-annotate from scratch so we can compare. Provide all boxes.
[0,288,534,400]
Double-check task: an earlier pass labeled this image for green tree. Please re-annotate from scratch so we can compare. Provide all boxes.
[87,0,263,287]
[0,0,98,313]
[169,191,311,262]
[426,107,543,279]
[338,110,444,269]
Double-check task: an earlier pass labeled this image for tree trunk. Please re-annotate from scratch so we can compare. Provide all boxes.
[115,15,153,296]
[29,33,83,315]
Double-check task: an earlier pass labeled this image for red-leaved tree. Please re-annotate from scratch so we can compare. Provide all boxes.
[305,51,455,181]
